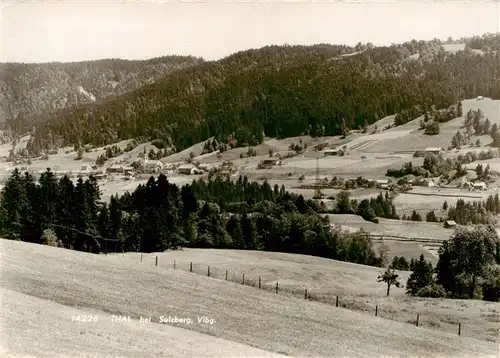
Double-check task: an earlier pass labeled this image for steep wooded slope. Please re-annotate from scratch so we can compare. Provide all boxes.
[0,56,203,130]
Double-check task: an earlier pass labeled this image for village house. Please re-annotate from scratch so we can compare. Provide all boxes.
[106,164,124,174]
[418,178,436,187]
[163,163,175,171]
[473,181,487,191]
[122,166,135,175]
[177,163,203,175]
[323,149,339,156]
[375,179,389,189]
[198,163,212,172]
[142,159,163,173]
[262,158,282,166]
[94,172,107,180]
[444,220,457,229]
[424,147,445,156]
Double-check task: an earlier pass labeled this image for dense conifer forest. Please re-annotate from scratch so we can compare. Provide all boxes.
[10,34,499,156]
[0,56,202,129]
[0,169,385,267]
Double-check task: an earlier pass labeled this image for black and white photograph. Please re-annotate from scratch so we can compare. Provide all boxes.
[1,0,499,357]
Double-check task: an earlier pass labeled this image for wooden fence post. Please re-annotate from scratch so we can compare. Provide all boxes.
[208,266,210,277]
[458,322,461,336]
[304,288,308,299]
[155,256,158,266]
[242,273,245,285]
[140,253,143,263]
[174,260,176,269]
[225,270,228,281]
[259,277,261,289]
[416,314,419,327]
[190,262,193,272]
[375,305,378,317]
[276,282,279,293]
[336,296,339,307]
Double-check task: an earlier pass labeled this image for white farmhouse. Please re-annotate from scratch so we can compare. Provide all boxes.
[142,159,163,173]
[424,147,444,156]
[473,181,487,191]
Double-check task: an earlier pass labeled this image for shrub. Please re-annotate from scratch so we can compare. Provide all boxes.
[424,121,440,135]
[482,265,500,302]
[416,283,446,298]
[247,147,257,157]
[75,148,84,160]
[41,229,61,247]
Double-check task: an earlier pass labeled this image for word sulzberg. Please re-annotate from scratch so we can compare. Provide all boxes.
[159,316,193,325]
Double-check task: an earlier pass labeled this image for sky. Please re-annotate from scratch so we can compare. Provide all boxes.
[1,0,499,63]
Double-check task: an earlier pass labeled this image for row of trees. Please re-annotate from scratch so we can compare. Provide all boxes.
[0,169,386,267]
[388,149,499,180]
[400,194,500,225]
[446,195,500,225]
[335,190,399,222]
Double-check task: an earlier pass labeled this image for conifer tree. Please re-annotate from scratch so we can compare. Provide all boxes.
[406,254,435,296]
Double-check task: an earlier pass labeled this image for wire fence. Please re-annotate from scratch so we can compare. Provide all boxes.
[134,253,476,339]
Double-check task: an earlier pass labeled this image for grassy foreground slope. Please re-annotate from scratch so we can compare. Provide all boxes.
[0,288,283,358]
[130,248,499,343]
[1,239,498,358]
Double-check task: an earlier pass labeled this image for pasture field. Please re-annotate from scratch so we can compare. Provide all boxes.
[392,186,494,217]
[361,98,500,153]
[122,248,498,343]
[1,239,498,357]
[327,214,455,240]
[371,240,438,264]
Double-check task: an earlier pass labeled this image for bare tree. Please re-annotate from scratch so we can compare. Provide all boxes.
[377,267,402,296]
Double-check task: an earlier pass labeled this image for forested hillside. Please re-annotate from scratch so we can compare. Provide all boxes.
[0,56,203,130]
[9,34,500,156]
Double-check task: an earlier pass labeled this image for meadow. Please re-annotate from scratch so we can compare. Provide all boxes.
[2,239,498,357]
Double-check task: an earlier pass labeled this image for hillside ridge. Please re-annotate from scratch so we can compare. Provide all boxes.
[17,35,499,157]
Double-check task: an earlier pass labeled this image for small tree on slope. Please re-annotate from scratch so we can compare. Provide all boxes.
[377,267,401,296]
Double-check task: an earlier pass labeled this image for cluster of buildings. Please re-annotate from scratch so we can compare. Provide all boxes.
[460,181,488,191]
[89,159,217,181]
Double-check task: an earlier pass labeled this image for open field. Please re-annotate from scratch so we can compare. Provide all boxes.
[327,214,455,240]
[2,239,498,357]
[393,186,496,216]
[362,98,500,153]
[372,240,439,263]
[127,248,499,344]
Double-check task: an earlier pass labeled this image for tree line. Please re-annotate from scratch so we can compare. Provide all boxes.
[380,225,500,301]
[0,169,387,267]
[400,194,500,225]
